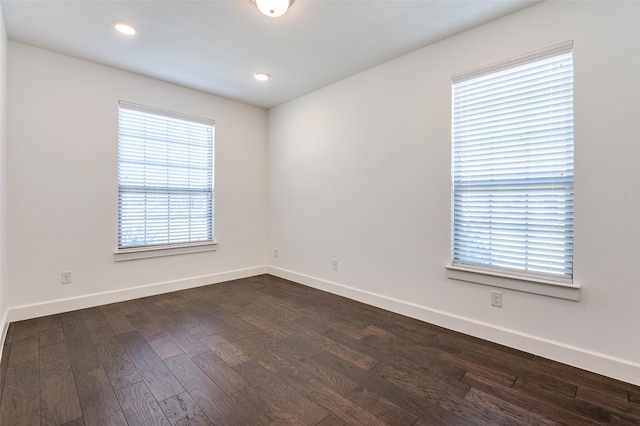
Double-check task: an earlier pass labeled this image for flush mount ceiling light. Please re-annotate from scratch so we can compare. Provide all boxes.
[114,21,136,36]
[252,0,294,18]
[254,72,271,82]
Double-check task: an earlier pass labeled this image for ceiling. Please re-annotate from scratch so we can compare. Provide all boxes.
[1,0,541,109]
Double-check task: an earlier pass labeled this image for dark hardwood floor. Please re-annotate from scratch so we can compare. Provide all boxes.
[0,274,638,425]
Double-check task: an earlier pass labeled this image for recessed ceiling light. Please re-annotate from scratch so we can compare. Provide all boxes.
[114,22,136,36]
[254,72,271,82]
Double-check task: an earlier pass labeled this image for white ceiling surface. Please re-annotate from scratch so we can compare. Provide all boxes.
[1,0,540,109]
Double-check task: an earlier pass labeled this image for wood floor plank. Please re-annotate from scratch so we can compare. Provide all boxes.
[150,296,209,339]
[256,283,316,309]
[74,367,127,426]
[0,359,40,425]
[200,334,251,366]
[535,355,640,395]
[390,350,467,385]
[345,387,419,426]
[293,315,331,335]
[397,318,443,342]
[8,336,39,366]
[39,328,65,348]
[115,381,172,426]
[58,310,87,324]
[117,331,184,402]
[99,304,136,336]
[374,364,519,426]
[513,370,578,398]
[190,291,241,320]
[115,300,141,316]
[81,308,109,330]
[63,319,101,374]
[229,384,300,425]
[372,361,475,413]
[223,315,270,341]
[462,371,603,425]
[233,335,291,372]
[38,315,62,332]
[277,362,388,426]
[148,336,184,360]
[61,417,85,426]
[126,311,168,342]
[315,415,345,425]
[464,386,555,425]
[313,350,473,425]
[236,311,292,338]
[62,319,130,426]
[11,319,40,343]
[576,386,640,420]
[163,353,253,426]
[191,350,249,394]
[234,359,329,425]
[88,326,143,391]
[39,343,82,425]
[254,294,303,322]
[155,318,209,358]
[436,348,517,388]
[435,329,598,401]
[158,392,212,426]
[173,298,241,343]
[288,354,360,396]
[511,376,640,424]
[274,317,378,370]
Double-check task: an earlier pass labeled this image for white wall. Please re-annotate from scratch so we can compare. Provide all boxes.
[0,4,8,341]
[268,1,640,385]
[7,43,268,317]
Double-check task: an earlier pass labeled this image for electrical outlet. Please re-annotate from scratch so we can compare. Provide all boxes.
[332,259,339,271]
[61,271,72,285]
[491,290,502,307]
[274,248,279,258]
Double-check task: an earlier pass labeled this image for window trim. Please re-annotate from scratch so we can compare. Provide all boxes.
[446,263,580,301]
[451,41,574,84]
[116,101,215,260]
[447,42,578,299]
[114,241,217,262]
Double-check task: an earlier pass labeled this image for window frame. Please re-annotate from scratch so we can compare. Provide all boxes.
[115,101,216,261]
[446,42,580,300]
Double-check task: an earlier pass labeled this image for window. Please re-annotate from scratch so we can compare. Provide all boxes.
[450,42,574,286]
[117,102,215,260]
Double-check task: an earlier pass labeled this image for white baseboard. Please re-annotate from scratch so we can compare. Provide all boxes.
[6,266,267,323]
[267,266,640,387]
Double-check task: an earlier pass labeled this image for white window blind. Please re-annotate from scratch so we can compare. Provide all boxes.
[118,102,214,250]
[451,43,574,283]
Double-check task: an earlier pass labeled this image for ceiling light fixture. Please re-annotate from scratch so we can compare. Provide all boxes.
[114,22,136,36]
[252,0,294,18]
[254,72,271,82]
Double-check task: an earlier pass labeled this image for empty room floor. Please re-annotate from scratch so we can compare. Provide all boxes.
[0,275,638,425]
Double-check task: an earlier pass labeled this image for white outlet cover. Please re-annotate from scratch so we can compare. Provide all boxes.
[61,271,72,284]
[491,290,502,307]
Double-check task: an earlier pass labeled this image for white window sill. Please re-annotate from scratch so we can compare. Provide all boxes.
[445,264,581,301]
[114,241,218,262]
